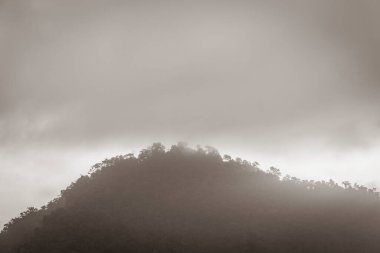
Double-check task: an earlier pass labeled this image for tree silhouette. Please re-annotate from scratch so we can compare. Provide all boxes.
[1,143,380,253]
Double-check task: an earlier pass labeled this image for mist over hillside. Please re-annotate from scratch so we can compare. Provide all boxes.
[1,143,380,253]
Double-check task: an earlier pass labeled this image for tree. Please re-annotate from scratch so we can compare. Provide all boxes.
[342,181,351,189]
[268,166,281,179]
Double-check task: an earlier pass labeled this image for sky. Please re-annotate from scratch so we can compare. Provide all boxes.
[1,0,380,227]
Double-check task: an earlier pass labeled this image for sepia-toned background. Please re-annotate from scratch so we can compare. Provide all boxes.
[1,0,379,226]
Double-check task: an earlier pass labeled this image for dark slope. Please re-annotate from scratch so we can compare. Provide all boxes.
[1,143,380,253]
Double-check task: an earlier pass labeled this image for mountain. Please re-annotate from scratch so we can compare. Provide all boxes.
[1,143,380,253]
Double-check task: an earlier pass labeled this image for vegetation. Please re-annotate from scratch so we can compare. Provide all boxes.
[1,143,380,253]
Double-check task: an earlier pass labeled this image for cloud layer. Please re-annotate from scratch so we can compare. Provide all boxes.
[1,0,380,226]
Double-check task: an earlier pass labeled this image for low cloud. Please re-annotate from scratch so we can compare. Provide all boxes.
[1,0,380,226]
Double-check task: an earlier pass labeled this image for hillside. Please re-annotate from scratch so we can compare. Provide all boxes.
[1,143,380,253]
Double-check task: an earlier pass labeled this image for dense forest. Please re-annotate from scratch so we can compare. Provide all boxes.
[1,143,380,253]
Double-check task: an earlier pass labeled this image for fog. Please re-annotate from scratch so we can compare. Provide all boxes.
[1,0,380,226]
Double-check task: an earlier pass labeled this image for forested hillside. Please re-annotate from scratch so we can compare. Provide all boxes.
[1,143,380,253]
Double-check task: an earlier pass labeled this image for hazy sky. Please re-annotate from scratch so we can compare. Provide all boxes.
[1,0,380,226]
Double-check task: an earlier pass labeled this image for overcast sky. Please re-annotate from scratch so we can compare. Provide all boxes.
[1,0,380,227]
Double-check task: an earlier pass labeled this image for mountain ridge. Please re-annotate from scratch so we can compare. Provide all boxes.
[1,143,379,253]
